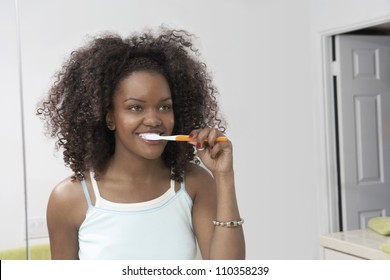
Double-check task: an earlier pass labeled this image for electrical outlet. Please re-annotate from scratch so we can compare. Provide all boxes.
[28,217,48,239]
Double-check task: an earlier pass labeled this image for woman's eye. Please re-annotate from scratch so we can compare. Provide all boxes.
[128,105,142,112]
[160,105,172,111]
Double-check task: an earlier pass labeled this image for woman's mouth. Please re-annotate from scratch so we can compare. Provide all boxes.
[137,132,164,144]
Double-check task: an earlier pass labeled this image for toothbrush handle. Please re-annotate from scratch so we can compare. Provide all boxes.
[176,135,228,142]
[210,136,229,142]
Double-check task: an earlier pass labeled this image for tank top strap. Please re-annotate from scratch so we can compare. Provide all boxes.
[89,171,102,206]
[170,177,176,191]
[170,173,186,192]
[180,174,186,191]
[80,176,93,207]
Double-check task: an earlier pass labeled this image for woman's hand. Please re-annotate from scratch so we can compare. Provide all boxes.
[189,128,233,175]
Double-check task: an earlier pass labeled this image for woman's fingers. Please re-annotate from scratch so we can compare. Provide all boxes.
[190,128,221,146]
[188,128,233,173]
[188,128,227,158]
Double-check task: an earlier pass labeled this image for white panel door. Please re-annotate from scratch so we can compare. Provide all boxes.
[335,35,390,230]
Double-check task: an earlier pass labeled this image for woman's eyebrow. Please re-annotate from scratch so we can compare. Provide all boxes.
[123,97,172,103]
[123,97,145,103]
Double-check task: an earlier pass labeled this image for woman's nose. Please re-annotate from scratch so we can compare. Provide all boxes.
[143,109,162,126]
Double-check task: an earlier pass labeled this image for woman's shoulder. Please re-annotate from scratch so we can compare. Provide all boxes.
[47,175,88,226]
[49,176,84,203]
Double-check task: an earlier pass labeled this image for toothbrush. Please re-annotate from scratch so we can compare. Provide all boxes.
[140,133,228,142]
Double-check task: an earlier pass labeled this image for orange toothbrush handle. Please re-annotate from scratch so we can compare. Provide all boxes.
[175,135,228,142]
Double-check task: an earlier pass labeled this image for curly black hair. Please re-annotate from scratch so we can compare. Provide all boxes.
[37,28,225,181]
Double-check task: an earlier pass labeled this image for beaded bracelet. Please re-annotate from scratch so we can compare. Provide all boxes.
[213,218,244,228]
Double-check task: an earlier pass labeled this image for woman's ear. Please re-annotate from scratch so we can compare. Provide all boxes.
[106,112,115,131]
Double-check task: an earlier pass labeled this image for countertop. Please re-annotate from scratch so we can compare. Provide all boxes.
[320,228,390,259]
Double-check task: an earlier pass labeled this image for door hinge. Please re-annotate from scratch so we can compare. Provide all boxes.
[331,61,340,76]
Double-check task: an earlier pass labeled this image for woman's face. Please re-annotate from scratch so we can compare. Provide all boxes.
[107,71,174,160]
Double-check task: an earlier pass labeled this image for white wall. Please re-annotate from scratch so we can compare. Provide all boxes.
[2,0,389,259]
[0,0,26,250]
[310,0,390,33]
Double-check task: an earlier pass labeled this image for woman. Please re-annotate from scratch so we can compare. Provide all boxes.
[37,28,245,260]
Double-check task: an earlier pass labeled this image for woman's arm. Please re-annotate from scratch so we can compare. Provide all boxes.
[46,178,85,259]
[189,128,245,260]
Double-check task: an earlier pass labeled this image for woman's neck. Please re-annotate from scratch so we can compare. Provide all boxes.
[104,152,168,182]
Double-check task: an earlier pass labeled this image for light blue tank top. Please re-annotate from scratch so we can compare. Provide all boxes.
[78,172,197,260]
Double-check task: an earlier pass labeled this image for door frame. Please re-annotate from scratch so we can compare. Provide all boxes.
[319,16,390,233]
